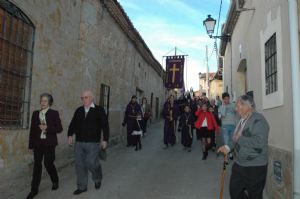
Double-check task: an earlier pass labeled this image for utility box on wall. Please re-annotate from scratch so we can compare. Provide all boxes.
[273,160,283,185]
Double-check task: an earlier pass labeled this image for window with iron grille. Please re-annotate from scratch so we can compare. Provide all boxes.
[100,84,110,117]
[0,0,34,128]
[265,33,277,95]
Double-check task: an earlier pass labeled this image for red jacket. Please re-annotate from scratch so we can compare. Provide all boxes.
[194,109,219,131]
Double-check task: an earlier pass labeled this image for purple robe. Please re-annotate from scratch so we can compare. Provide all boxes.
[123,102,142,146]
[163,101,179,146]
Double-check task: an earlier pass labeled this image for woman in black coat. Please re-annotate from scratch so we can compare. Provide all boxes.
[27,93,63,199]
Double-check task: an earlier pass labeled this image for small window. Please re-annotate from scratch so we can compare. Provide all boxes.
[100,84,110,117]
[0,0,35,128]
[265,33,277,95]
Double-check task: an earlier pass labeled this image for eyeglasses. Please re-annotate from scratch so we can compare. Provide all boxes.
[80,96,89,100]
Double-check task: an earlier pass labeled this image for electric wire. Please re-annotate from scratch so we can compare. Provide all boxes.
[207,0,223,62]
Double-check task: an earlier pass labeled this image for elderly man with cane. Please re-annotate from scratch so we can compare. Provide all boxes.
[68,90,109,195]
[218,95,269,199]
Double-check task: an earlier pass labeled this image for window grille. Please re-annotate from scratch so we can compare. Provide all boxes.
[0,0,34,128]
[265,33,277,95]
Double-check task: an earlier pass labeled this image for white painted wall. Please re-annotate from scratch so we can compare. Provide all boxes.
[222,0,293,151]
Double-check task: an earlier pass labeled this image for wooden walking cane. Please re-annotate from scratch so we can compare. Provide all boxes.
[219,154,229,199]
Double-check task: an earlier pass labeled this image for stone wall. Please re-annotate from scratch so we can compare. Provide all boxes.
[0,0,165,197]
[266,146,293,199]
[209,79,222,99]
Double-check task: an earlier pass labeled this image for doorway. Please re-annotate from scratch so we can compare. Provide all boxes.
[237,59,248,95]
[155,97,159,120]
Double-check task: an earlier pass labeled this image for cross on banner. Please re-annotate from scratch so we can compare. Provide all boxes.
[170,64,180,83]
[165,56,184,89]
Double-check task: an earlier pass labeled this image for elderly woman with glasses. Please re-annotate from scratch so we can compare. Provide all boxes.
[218,95,270,199]
[27,93,63,199]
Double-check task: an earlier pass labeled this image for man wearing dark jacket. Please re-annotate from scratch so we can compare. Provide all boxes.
[68,90,109,195]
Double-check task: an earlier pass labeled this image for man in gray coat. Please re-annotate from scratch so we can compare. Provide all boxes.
[218,95,270,199]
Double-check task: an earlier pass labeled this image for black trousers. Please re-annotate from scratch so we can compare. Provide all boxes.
[230,163,267,199]
[31,146,59,192]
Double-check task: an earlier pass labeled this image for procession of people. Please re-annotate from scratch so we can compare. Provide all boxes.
[25,89,269,199]
[162,92,269,198]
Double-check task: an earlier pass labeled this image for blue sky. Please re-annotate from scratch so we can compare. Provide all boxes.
[118,0,230,90]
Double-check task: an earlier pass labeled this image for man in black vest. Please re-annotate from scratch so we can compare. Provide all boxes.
[68,90,109,195]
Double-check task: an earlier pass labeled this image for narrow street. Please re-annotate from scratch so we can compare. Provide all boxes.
[13,122,230,199]
[0,0,298,198]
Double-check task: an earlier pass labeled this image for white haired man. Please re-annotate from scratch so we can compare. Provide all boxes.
[68,90,109,195]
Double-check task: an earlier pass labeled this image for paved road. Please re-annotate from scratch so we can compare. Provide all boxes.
[14,122,231,199]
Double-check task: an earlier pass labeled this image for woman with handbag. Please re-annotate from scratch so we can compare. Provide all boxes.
[27,93,63,199]
[194,103,219,160]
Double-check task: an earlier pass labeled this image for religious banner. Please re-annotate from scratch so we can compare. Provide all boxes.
[165,56,185,89]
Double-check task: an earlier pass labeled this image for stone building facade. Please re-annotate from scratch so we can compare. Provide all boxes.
[0,0,165,196]
[198,72,222,99]
[220,0,299,198]
[209,79,223,100]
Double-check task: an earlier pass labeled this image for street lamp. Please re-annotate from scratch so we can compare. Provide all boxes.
[203,15,216,37]
[203,15,231,42]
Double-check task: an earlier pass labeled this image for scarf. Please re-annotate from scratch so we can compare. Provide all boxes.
[232,112,252,143]
[39,107,49,139]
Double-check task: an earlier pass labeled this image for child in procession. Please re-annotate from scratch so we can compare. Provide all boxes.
[179,104,194,152]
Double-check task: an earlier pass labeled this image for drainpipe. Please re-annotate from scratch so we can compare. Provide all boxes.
[230,41,233,99]
[288,0,300,198]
